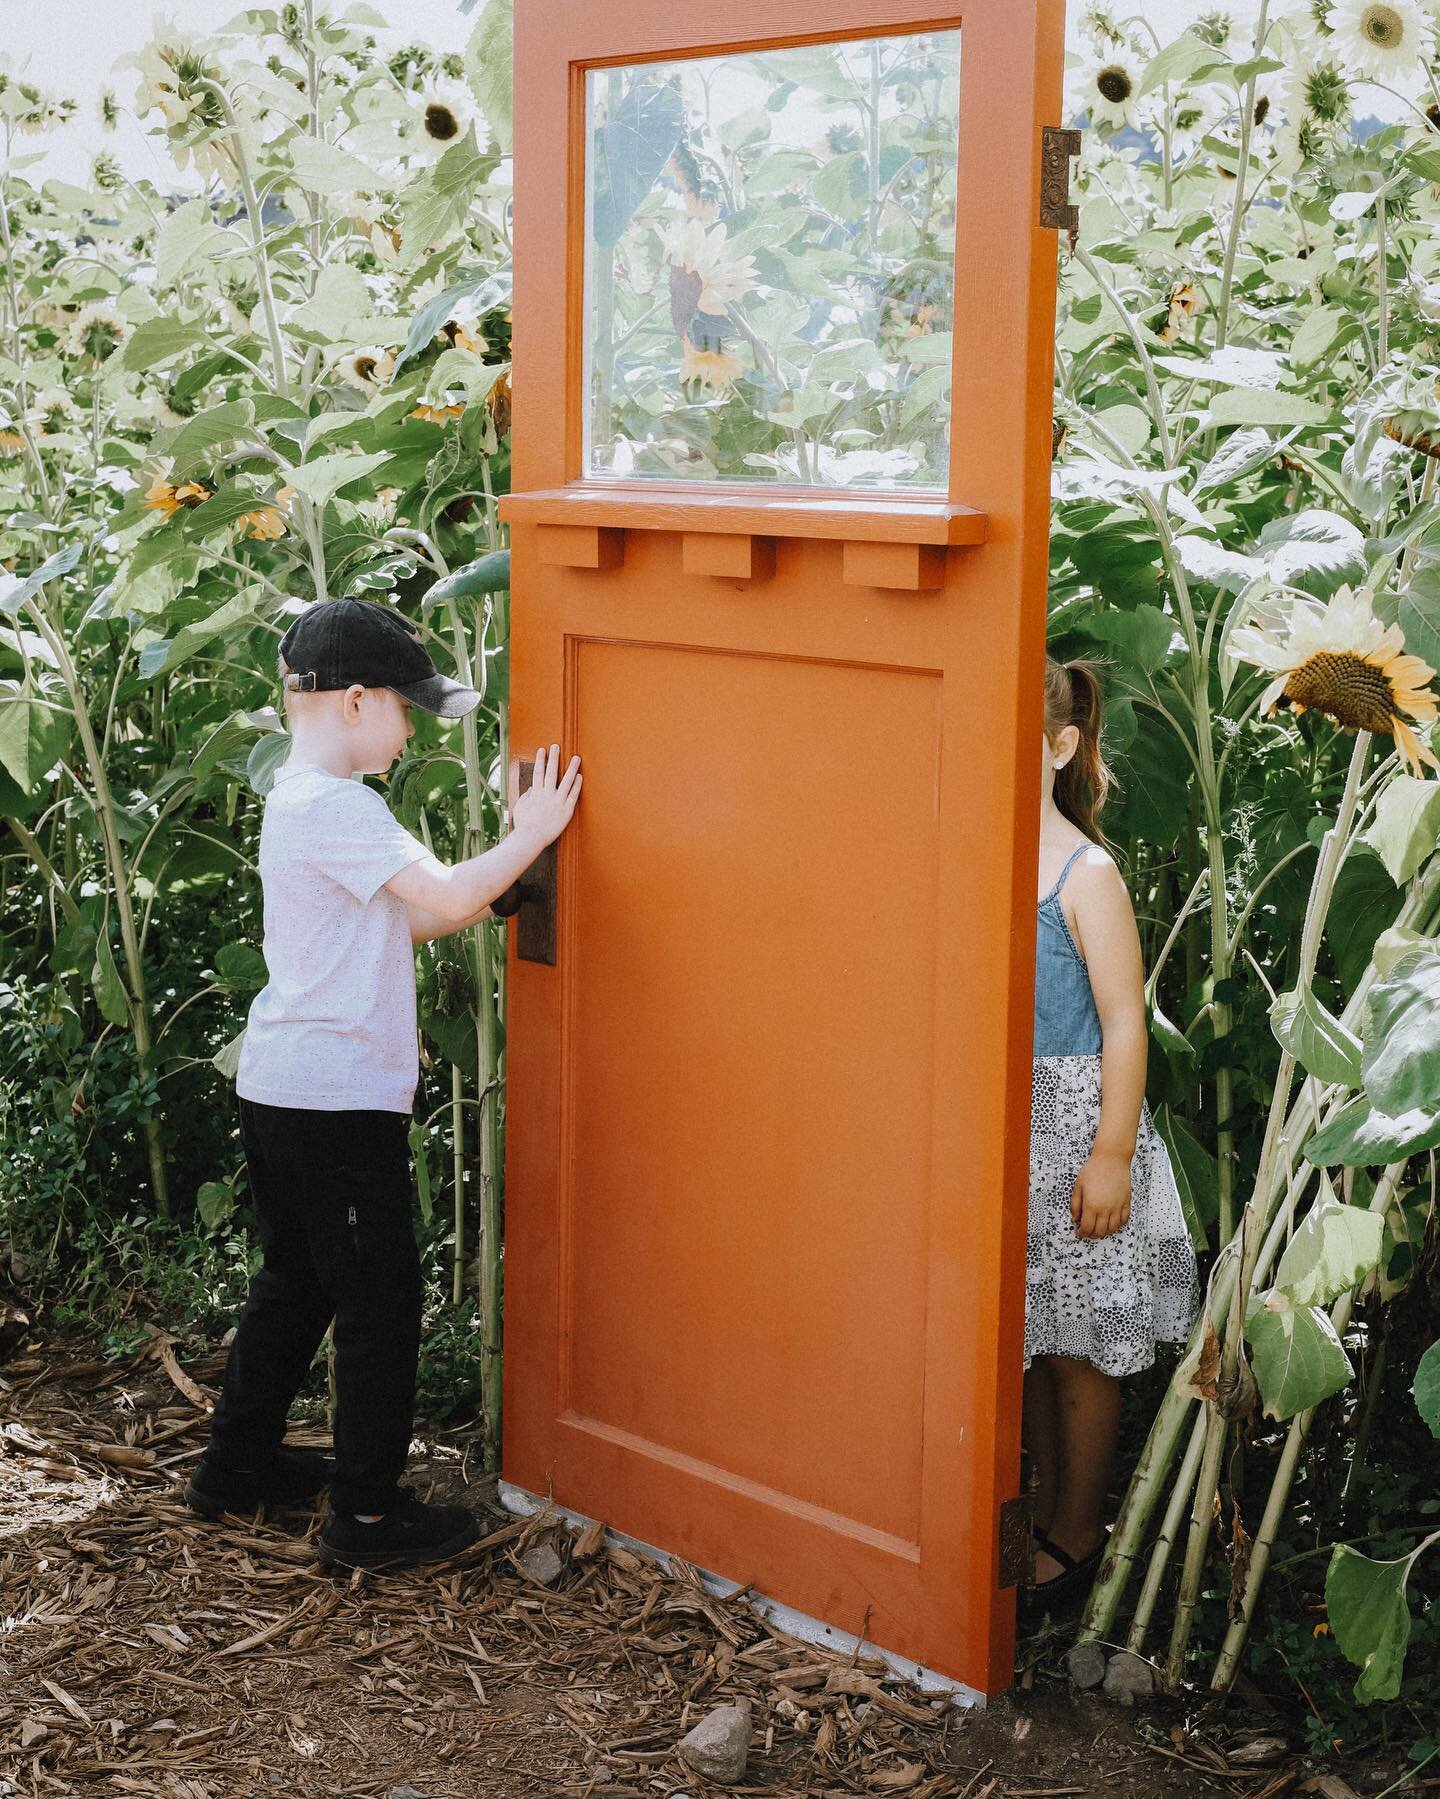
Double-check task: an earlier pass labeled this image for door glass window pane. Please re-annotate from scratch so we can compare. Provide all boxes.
[583,31,960,490]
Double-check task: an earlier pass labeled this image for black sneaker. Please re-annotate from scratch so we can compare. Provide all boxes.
[184,1444,336,1518]
[316,1486,479,1570]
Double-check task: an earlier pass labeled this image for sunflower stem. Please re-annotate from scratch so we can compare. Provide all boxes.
[1211,1162,1404,1691]
[1215,0,1271,354]
[1164,730,1369,1688]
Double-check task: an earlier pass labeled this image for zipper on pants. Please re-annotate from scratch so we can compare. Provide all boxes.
[347,1204,358,1263]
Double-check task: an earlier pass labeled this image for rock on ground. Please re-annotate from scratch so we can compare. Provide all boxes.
[1103,1650,1157,1706]
[518,1541,564,1587]
[678,1700,752,1784]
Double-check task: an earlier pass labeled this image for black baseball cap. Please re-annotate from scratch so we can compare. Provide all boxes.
[277,597,481,719]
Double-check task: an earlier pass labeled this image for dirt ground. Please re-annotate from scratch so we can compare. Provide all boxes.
[0,1338,1417,1799]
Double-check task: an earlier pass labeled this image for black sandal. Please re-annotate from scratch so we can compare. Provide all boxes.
[1018,1532,1105,1626]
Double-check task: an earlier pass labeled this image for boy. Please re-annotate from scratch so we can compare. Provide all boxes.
[184,596,582,1569]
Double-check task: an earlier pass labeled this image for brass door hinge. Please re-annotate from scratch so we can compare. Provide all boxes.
[1040,126,1081,249]
[998,1492,1034,1590]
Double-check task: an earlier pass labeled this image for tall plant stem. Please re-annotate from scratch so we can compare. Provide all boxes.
[1126,1405,1207,1652]
[1163,729,1371,1688]
[1211,1163,1403,1689]
[1073,245,1175,466]
[5,818,82,929]
[197,79,290,400]
[1215,0,1271,353]
[23,594,171,1218]
[452,1059,466,1308]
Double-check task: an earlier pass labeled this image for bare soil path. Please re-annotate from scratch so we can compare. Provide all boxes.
[0,1339,1391,1799]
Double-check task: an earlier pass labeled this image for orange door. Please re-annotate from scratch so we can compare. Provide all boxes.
[499,0,1064,1698]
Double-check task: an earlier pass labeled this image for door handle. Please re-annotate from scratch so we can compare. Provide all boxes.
[497,758,557,965]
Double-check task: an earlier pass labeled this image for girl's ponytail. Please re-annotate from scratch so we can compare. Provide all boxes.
[1043,655,1113,846]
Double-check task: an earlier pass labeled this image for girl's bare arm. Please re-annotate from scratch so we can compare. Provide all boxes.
[1070,852,1149,1238]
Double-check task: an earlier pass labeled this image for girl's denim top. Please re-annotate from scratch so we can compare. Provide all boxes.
[1034,844,1103,1057]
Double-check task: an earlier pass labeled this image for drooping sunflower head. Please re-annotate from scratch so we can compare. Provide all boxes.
[1232,584,1440,774]
[65,302,129,363]
[679,336,744,393]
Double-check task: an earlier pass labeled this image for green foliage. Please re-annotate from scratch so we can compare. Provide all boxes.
[0,4,514,1454]
[1326,1545,1419,1702]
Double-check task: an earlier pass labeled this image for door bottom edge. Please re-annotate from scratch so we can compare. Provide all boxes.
[497,1479,987,1710]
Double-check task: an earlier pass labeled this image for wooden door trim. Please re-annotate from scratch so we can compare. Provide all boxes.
[500,487,988,546]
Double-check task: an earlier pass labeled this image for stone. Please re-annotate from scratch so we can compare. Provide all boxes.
[677,1700,752,1785]
[519,1542,564,1587]
[387,1788,428,1799]
[1063,1640,1108,1690]
[1102,1649,1157,1706]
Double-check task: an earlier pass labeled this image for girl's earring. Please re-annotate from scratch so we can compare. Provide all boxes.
[1054,757,1070,771]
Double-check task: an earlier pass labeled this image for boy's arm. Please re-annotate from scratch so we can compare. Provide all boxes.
[405,895,493,945]
[387,745,581,930]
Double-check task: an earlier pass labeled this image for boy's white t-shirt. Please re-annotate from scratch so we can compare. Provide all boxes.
[235,760,441,1115]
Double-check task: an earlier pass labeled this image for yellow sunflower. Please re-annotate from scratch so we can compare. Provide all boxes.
[1158,281,1199,344]
[235,483,296,541]
[1231,584,1440,775]
[0,428,26,455]
[410,400,466,424]
[679,336,743,392]
[143,457,211,518]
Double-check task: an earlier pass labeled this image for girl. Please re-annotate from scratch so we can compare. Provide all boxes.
[1022,657,1198,1619]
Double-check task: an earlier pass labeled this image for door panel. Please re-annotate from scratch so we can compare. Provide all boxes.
[564,639,939,1542]
[500,0,1065,1697]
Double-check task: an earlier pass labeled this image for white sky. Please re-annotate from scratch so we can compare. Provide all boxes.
[9,0,1214,190]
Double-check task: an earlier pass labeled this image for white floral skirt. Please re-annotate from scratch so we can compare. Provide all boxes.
[1026,1055,1199,1379]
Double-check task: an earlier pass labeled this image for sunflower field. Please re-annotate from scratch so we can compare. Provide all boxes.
[0,0,1439,1757]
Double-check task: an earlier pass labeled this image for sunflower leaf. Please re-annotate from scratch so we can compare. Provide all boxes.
[1271,1192,1384,1310]
[1325,1546,1417,1703]
[1305,1094,1440,1167]
[1364,775,1440,885]
[1270,983,1362,1088]
[1244,1298,1354,1419]
[1361,945,1440,1116]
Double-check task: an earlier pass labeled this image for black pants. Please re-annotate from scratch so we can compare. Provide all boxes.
[206,1097,423,1516]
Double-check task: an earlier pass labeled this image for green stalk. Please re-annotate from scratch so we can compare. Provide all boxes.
[1214,0,1271,353]
[1126,1405,1207,1653]
[451,1058,466,1308]
[22,594,171,1218]
[5,818,82,930]
[1163,730,1370,1688]
[1211,1163,1404,1689]
[1085,826,1440,1645]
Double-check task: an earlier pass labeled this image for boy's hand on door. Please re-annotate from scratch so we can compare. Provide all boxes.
[1070,1150,1131,1240]
[512,743,582,850]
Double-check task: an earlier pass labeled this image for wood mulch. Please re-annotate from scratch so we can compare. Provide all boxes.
[0,1334,1388,1799]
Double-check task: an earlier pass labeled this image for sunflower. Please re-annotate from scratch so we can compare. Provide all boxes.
[0,429,27,456]
[31,388,79,435]
[1328,0,1434,83]
[664,219,758,314]
[1075,56,1141,130]
[143,457,211,519]
[1158,281,1199,344]
[409,400,466,424]
[334,345,395,394]
[64,302,130,362]
[413,76,475,157]
[234,483,295,541]
[678,337,744,392]
[1231,585,1440,774]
